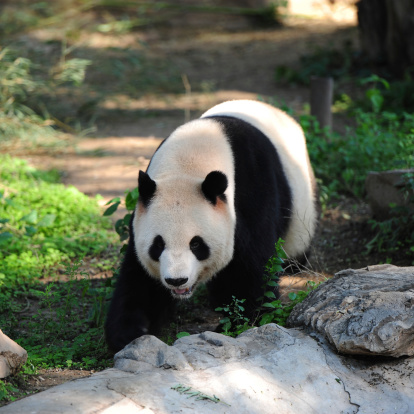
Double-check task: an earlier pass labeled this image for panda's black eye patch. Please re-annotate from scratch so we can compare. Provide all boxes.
[190,236,210,261]
[149,235,165,261]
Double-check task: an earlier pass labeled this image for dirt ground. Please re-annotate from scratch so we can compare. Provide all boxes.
[9,0,411,400]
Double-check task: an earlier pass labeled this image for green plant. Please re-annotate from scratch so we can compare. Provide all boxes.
[0,155,116,287]
[3,261,114,371]
[176,332,190,339]
[171,383,230,406]
[215,297,251,337]
[104,187,139,250]
[0,47,92,151]
[0,380,18,403]
[303,81,414,199]
[215,239,322,336]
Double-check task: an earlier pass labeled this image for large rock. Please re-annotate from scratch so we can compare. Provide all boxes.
[287,264,414,357]
[0,329,27,378]
[2,324,414,413]
[365,169,414,219]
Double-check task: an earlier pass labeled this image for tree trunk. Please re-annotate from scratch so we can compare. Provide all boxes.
[357,0,414,76]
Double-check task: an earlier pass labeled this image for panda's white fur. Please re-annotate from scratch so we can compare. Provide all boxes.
[201,100,317,258]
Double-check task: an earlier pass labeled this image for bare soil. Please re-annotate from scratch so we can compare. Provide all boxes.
[6,1,411,401]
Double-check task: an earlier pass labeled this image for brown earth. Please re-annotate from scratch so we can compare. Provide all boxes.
[6,1,410,401]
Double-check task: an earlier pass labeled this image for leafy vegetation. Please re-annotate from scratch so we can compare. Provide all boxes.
[0,48,91,152]
[297,78,414,258]
[301,80,414,199]
[215,239,322,337]
[0,158,117,404]
[0,155,116,287]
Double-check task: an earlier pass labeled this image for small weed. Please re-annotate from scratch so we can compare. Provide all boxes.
[215,297,251,337]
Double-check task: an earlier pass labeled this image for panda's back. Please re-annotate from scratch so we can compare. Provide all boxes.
[147,100,317,258]
[203,100,317,257]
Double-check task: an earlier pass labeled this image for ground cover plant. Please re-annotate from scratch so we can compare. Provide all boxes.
[0,156,117,404]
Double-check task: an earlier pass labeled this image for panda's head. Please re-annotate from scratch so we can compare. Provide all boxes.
[133,169,235,299]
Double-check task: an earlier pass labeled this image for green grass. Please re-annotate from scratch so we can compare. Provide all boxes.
[0,155,116,287]
[0,156,117,405]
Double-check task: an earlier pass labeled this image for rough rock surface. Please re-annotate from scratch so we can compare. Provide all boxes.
[287,264,414,357]
[0,329,27,378]
[365,169,414,219]
[2,324,414,413]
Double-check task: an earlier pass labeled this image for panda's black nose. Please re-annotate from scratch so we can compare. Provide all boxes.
[165,277,188,287]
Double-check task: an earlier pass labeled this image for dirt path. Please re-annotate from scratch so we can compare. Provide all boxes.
[28,13,358,218]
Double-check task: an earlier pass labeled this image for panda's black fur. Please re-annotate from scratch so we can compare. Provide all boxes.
[203,116,292,310]
[105,101,317,353]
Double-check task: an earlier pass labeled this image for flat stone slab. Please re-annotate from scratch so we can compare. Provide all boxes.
[2,325,413,413]
[287,264,414,357]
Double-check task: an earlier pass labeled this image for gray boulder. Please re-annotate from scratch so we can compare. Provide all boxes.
[287,264,414,357]
[365,169,414,219]
[2,324,414,413]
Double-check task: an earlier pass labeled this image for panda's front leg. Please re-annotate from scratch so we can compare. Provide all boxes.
[105,240,174,353]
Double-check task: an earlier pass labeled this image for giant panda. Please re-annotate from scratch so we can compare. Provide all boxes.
[105,99,318,352]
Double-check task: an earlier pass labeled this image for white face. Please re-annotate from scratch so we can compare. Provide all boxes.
[133,176,235,299]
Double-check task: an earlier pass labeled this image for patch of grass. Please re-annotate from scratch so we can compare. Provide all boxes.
[0,157,117,405]
[0,155,116,288]
[0,260,115,405]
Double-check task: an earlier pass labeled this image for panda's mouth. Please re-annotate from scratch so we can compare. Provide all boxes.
[171,284,196,298]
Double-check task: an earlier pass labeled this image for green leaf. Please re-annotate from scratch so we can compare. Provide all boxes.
[0,232,13,244]
[105,197,121,206]
[288,292,298,301]
[266,281,278,287]
[5,198,17,207]
[125,188,139,211]
[260,313,273,326]
[264,291,277,299]
[123,213,132,225]
[37,214,56,227]
[262,302,276,309]
[176,332,190,339]
[21,210,38,224]
[25,226,37,236]
[103,202,120,216]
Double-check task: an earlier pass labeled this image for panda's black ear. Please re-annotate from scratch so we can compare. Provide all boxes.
[202,171,228,205]
[138,170,156,207]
